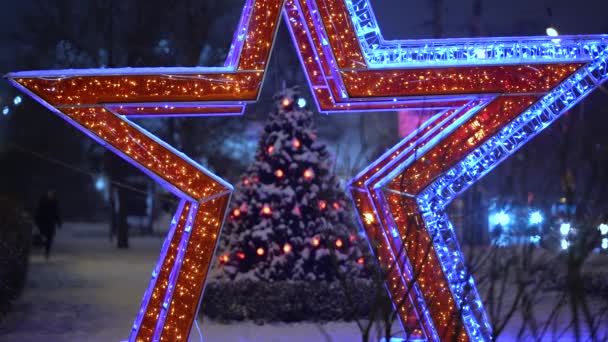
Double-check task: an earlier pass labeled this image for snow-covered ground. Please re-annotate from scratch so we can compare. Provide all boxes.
[0,222,605,341]
[0,223,386,342]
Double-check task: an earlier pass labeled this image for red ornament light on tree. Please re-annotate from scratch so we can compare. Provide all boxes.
[236,252,246,260]
[332,202,340,210]
[232,209,241,217]
[357,257,365,265]
[335,239,343,248]
[275,169,284,178]
[318,200,327,210]
[303,168,314,180]
[283,243,292,254]
[219,255,229,263]
[292,138,301,149]
[281,97,291,108]
[312,236,320,247]
[266,145,275,154]
[261,204,272,215]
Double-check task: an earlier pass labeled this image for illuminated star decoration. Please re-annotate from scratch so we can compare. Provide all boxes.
[6,0,608,341]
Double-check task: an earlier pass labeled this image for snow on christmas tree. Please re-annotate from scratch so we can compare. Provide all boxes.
[215,87,365,282]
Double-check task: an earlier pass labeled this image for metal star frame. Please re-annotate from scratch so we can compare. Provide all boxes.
[6,0,608,341]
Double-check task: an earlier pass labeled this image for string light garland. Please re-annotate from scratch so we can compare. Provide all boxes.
[6,0,607,341]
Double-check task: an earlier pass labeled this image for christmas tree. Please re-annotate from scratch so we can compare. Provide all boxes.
[215,87,364,282]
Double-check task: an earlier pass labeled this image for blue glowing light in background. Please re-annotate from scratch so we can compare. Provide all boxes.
[599,223,608,235]
[13,96,22,106]
[297,97,307,108]
[529,211,543,225]
[560,223,572,236]
[95,177,106,191]
[2,106,9,116]
[491,211,511,226]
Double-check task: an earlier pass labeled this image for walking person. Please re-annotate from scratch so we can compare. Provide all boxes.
[35,191,62,260]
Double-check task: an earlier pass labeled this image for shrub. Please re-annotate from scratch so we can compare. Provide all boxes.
[201,279,376,323]
[0,196,32,318]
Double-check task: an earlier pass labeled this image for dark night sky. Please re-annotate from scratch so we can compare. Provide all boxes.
[373,0,608,38]
[1,0,607,77]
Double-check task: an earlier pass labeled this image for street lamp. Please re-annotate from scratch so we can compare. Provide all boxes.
[546,27,559,36]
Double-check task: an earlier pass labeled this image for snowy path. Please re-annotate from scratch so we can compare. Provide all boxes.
[1,222,605,341]
[0,223,369,342]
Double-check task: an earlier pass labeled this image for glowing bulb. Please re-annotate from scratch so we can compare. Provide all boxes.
[599,223,608,235]
[303,168,314,180]
[318,200,327,210]
[236,252,246,260]
[332,202,340,210]
[13,96,22,106]
[561,239,569,250]
[267,146,275,154]
[283,243,292,253]
[2,106,9,116]
[297,97,307,108]
[491,211,510,226]
[281,97,291,107]
[357,257,365,265]
[219,255,229,263]
[292,139,301,148]
[546,27,559,36]
[529,235,541,244]
[602,238,608,250]
[233,209,241,217]
[335,239,343,248]
[95,177,106,191]
[275,169,284,178]
[312,237,320,247]
[262,204,272,215]
[560,223,571,236]
[363,213,374,224]
[256,247,265,256]
[529,211,543,225]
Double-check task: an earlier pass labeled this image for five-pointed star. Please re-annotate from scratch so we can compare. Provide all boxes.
[6,0,608,340]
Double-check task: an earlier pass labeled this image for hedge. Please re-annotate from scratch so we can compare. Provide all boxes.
[201,279,381,323]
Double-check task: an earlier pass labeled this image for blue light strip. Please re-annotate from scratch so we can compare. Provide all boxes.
[410,40,608,342]
[344,0,608,69]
